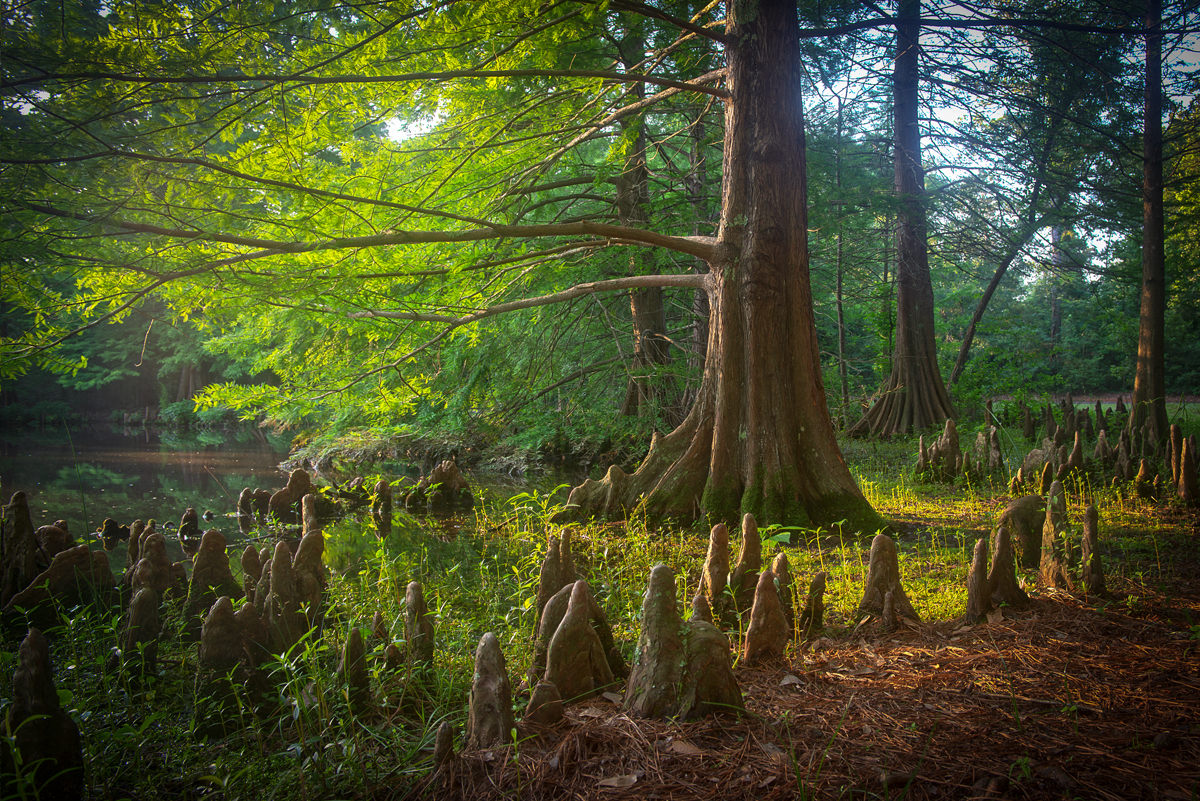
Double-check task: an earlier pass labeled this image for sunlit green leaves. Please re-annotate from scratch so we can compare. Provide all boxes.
[1,0,724,445]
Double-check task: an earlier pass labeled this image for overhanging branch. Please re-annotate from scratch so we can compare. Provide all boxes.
[347,272,707,325]
[2,68,731,98]
[610,0,729,44]
[3,151,496,228]
[303,272,710,402]
[20,202,720,261]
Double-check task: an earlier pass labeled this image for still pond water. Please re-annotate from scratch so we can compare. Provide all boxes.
[0,425,566,566]
[1,425,292,561]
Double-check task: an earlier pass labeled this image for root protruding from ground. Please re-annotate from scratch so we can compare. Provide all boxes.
[857,534,919,624]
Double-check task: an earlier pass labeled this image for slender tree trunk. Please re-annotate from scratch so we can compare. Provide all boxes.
[880,228,893,374]
[614,27,672,426]
[849,0,955,437]
[948,61,1086,389]
[566,0,885,532]
[1049,226,1067,376]
[1131,0,1168,443]
[685,6,715,410]
[949,144,1051,387]
[949,224,1042,387]
[836,244,850,428]
[834,93,851,427]
[615,39,678,426]
[686,113,710,406]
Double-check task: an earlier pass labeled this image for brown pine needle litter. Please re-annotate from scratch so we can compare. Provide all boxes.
[411,571,1200,801]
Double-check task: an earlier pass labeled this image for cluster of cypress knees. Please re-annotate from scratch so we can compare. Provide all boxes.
[2,460,1114,795]
[917,397,1198,507]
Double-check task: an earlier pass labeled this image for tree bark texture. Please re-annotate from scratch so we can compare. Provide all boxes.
[1131,0,1168,444]
[849,0,956,436]
[565,0,884,532]
[175,363,206,403]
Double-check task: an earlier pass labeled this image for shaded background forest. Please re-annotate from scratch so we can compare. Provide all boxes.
[2,0,1199,462]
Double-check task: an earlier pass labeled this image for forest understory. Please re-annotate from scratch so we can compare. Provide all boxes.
[3,427,1199,801]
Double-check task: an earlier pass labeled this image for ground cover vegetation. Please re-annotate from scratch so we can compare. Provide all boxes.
[1,429,1199,800]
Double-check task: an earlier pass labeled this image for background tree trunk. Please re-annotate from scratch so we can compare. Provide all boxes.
[616,27,678,426]
[834,92,851,427]
[949,227,1037,387]
[1131,0,1168,443]
[1049,225,1068,377]
[686,113,711,411]
[566,0,885,532]
[175,364,206,403]
[849,0,956,437]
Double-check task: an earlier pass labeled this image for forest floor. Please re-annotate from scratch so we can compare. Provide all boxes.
[429,506,1200,801]
[6,428,1199,801]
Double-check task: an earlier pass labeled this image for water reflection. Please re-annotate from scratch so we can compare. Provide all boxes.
[1,425,581,567]
[0,425,290,562]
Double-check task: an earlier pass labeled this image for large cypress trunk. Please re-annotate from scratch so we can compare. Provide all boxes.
[848,0,956,437]
[566,0,884,532]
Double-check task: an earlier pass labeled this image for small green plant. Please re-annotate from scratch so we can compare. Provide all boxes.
[1010,755,1034,782]
[2,714,63,801]
[505,484,572,531]
[1062,702,1080,735]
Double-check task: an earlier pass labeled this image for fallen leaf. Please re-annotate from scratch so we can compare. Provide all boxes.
[758,776,778,788]
[599,774,638,789]
[579,707,605,718]
[780,674,803,686]
[987,608,1004,624]
[669,740,704,755]
[601,691,623,704]
[760,742,788,765]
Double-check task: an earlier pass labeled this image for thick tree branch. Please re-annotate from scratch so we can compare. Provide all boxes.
[4,151,497,227]
[610,0,729,44]
[797,14,1176,38]
[302,272,708,402]
[19,202,720,261]
[2,68,731,98]
[347,272,707,324]
[505,176,613,196]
